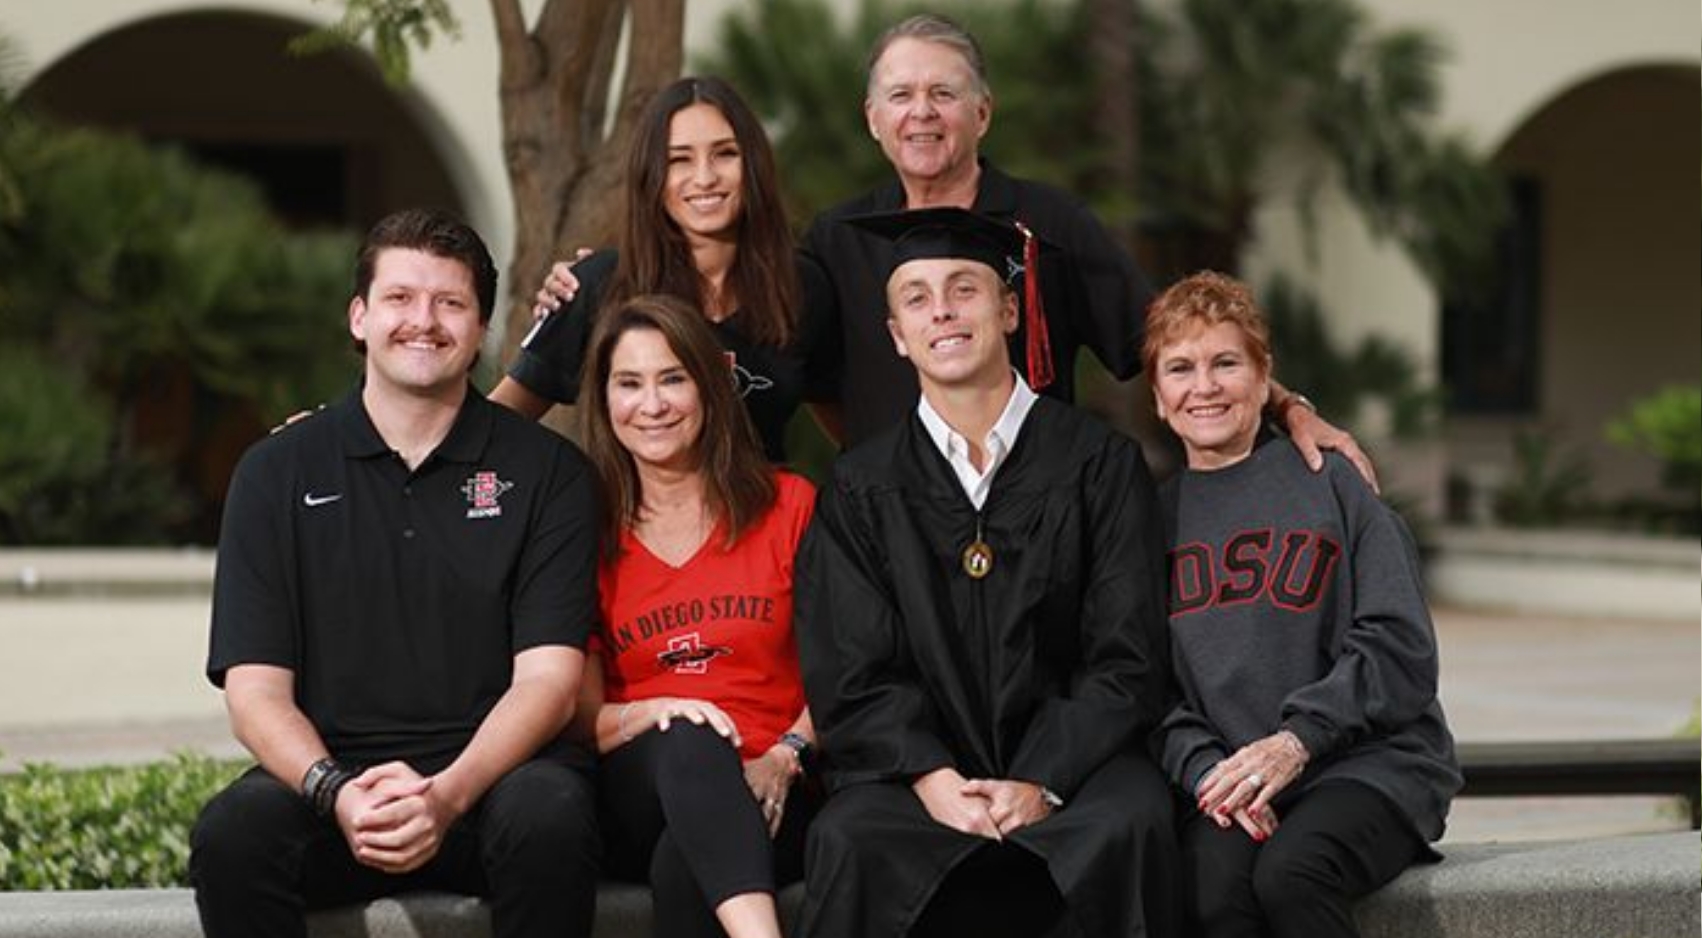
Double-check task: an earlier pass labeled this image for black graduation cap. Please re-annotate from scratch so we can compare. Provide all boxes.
[847,206,1056,390]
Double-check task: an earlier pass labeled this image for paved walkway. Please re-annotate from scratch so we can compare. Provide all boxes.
[0,585,1696,843]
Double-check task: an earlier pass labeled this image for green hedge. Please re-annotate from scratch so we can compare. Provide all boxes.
[0,754,245,889]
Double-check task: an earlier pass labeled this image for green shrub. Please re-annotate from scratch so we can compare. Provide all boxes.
[1493,427,1593,528]
[0,103,357,544]
[1607,385,1702,484]
[0,349,192,544]
[0,754,245,889]
[1607,385,1702,531]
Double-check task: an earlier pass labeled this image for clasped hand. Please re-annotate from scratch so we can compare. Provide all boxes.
[913,767,1053,841]
[1195,730,1310,842]
[333,762,458,874]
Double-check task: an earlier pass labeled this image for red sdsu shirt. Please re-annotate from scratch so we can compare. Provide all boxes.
[596,472,814,759]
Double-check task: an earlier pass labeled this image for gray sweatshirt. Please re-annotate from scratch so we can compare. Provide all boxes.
[1157,439,1460,842]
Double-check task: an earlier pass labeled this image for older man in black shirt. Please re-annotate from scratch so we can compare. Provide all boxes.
[804,12,1374,491]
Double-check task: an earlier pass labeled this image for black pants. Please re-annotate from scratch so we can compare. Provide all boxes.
[1180,780,1426,938]
[600,722,816,938]
[190,759,600,938]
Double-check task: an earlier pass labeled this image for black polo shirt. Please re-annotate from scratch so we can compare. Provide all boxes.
[208,385,600,773]
[802,158,1155,447]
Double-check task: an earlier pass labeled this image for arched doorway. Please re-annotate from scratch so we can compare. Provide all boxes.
[21,9,464,231]
[1443,63,1700,517]
[17,10,472,541]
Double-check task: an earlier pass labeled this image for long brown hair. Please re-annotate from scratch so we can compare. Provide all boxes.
[580,294,776,557]
[606,76,798,346]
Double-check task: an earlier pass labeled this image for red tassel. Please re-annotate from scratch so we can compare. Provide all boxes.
[1015,220,1054,390]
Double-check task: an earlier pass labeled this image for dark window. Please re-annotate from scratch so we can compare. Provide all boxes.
[1442,177,1542,415]
[179,142,349,229]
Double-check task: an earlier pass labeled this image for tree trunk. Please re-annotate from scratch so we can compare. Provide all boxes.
[1081,0,1147,440]
[490,0,682,436]
[1087,0,1139,240]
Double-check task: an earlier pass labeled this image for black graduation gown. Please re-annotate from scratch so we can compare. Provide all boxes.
[795,398,1175,938]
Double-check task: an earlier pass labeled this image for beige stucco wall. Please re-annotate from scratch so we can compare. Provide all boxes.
[1242,0,1699,506]
[1249,0,1699,355]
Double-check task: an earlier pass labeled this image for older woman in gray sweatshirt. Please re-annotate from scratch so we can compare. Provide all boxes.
[1145,271,1459,938]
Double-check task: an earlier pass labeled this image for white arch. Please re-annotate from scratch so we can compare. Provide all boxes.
[11,0,511,287]
[1353,0,1699,149]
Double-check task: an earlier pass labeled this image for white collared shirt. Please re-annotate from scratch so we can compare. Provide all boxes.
[916,373,1039,509]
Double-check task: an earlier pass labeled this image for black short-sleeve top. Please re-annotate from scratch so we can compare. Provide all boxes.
[506,250,839,463]
[207,386,600,772]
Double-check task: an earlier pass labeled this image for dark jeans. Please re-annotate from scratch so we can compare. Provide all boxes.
[1180,780,1426,938]
[190,759,599,938]
[600,722,817,938]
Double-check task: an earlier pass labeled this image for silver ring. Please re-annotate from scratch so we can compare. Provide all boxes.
[1247,772,1264,788]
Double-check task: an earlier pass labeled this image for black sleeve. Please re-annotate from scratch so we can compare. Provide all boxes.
[508,439,601,652]
[1044,195,1153,380]
[799,211,834,269]
[207,442,299,687]
[795,476,956,788]
[794,251,843,405]
[1006,434,1171,797]
[505,251,618,405]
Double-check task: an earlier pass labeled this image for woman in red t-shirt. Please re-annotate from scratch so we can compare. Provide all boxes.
[574,293,817,938]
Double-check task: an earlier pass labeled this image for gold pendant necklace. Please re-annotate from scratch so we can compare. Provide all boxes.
[961,515,993,579]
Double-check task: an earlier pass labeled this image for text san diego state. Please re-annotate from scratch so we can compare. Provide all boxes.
[607,593,777,655]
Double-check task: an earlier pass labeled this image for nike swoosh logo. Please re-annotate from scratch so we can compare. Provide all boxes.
[303,493,343,507]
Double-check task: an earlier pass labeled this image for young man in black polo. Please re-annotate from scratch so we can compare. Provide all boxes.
[190,208,601,938]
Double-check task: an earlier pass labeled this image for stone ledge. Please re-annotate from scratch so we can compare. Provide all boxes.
[1428,527,1701,621]
[0,549,214,597]
[1351,832,1699,938]
[0,833,1694,938]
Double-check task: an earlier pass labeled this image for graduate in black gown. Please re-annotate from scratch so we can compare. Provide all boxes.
[794,207,1178,938]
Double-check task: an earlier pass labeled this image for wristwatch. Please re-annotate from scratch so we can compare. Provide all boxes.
[778,731,813,767]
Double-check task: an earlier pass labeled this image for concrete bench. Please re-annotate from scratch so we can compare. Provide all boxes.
[0,832,1694,938]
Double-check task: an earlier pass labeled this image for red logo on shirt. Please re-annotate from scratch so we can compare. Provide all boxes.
[462,471,514,520]
[723,351,773,398]
[656,633,732,674]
